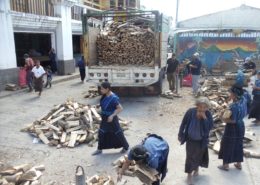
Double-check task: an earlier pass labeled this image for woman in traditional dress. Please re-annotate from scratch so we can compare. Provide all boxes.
[118,134,169,185]
[249,71,260,125]
[178,97,213,185]
[218,85,247,171]
[92,82,129,155]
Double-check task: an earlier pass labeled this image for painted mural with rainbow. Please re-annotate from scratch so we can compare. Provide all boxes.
[177,33,260,69]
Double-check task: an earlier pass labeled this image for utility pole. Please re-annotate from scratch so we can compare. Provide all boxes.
[175,0,179,26]
[175,0,180,94]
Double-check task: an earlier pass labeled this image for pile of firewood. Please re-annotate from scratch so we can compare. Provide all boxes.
[199,78,260,158]
[113,156,158,185]
[221,71,251,87]
[96,22,156,66]
[86,175,115,185]
[0,163,45,185]
[21,100,129,148]
[83,86,100,99]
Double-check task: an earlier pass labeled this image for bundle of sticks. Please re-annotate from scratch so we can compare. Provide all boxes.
[21,100,129,148]
[96,22,156,66]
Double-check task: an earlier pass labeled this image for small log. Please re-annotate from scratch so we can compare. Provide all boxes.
[38,132,50,145]
[66,126,82,133]
[90,108,101,121]
[68,133,78,148]
[60,132,67,143]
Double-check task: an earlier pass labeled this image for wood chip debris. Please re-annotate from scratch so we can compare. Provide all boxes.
[199,78,259,158]
[113,156,159,184]
[0,163,45,185]
[21,100,130,148]
[160,90,182,99]
[86,175,115,185]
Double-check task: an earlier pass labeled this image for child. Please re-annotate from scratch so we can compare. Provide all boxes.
[45,66,52,88]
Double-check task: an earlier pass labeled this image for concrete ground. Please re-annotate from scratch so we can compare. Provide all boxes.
[0,78,260,185]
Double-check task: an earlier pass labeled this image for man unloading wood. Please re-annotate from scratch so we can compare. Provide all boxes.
[166,53,179,92]
[117,134,169,185]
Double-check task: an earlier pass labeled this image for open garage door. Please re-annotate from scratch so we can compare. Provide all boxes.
[14,33,52,67]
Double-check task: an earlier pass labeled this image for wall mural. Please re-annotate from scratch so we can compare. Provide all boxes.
[177,35,260,69]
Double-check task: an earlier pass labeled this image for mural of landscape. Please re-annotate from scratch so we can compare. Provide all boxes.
[177,35,260,69]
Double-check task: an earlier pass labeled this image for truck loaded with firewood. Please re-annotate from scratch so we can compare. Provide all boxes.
[82,10,169,95]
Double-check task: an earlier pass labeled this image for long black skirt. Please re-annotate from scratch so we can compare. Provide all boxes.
[185,139,209,173]
[218,123,245,164]
[34,77,43,92]
[98,115,129,150]
[249,95,260,120]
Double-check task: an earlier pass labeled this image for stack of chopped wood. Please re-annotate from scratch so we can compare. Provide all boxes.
[221,71,251,87]
[84,86,100,99]
[0,163,45,185]
[113,156,159,185]
[200,78,260,158]
[86,175,115,185]
[96,22,156,66]
[21,100,129,148]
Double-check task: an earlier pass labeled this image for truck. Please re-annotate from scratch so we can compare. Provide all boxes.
[82,10,169,95]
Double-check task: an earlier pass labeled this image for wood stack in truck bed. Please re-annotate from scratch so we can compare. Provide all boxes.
[96,22,156,66]
[21,100,129,148]
[0,163,45,185]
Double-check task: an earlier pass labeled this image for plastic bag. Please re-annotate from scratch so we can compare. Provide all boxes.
[182,74,192,87]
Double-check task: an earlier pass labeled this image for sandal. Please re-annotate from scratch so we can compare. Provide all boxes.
[218,165,229,171]
[234,163,242,170]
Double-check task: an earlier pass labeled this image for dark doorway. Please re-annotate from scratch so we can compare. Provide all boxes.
[72,35,82,61]
[14,33,51,67]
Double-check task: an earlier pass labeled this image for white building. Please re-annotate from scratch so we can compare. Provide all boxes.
[0,0,102,90]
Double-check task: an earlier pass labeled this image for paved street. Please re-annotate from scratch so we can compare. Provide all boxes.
[0,78,260,185]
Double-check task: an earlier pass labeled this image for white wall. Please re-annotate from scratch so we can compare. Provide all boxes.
[0,0,17,69]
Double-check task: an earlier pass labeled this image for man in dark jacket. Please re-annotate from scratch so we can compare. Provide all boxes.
[166,53,179,92]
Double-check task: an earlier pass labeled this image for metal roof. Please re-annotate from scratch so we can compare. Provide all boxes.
[177,5,260,30]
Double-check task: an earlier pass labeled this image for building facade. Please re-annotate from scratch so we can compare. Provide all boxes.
[174,5,260,71]
[0,0,140,90]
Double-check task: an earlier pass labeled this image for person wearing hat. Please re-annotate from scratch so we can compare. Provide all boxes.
[243,57,256,74]
[166,53,179,92]
[249,71,260,125]
[24,53,35,92]
[117,134,169,185]
[218,85,247,171]
[189,52,202,96]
